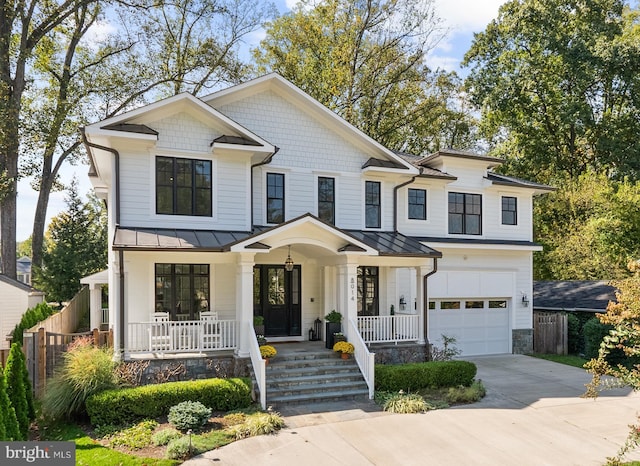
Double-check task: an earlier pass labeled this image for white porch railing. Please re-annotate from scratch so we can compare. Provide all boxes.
[127,319,238,354]
[349,318,375,399]
[247,322,267,410]
[357,315,419,344]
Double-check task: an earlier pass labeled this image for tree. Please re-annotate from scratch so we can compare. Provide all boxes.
[254,0,477,154]
[534,171,640,280]
[0,364,20,440]
[34,180,107,305]
[585,263,640,462]
[5,343,29,439]
[463,0,640,184]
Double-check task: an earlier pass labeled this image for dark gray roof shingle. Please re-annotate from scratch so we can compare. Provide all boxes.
[533,281,617,312]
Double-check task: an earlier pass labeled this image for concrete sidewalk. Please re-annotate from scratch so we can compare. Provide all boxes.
[183,355,640,465]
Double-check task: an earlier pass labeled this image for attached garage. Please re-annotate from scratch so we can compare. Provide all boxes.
[428,299,510,356]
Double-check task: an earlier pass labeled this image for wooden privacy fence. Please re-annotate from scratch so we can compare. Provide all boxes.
[0,349,9,367]
[533,311,568,355]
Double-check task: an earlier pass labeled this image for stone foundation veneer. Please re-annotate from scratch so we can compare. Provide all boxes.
[372,343,429,364]
[512,329,533,354]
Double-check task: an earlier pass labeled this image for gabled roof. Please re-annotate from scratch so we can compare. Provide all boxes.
[534,280,617,312]
[0,273,35,292]
[486,173,555,192]
[419,149,505,167]
[202,73,418,173]
[102,123,158,136]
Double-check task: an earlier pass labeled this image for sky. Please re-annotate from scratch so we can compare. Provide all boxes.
[15,0,507,243]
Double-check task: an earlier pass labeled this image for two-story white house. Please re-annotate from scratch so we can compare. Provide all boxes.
[83,74,551,401]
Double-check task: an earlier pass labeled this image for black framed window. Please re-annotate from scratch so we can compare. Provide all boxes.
[502,196,517,225]
[155,264,210,321]
[156,156,211,216]
[358,266,379,316]
[365,181,381,228]
[408,188,426,220]
[448,192,482,235]
[266,173,285,223]
[318,177,335,224]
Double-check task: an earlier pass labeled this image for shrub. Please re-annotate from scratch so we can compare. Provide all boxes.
[446,380,487,404]
[42,338,117,420]
[583,317,613,359]
[229,412,285,439]
[151,428,182,446]
[0,365,20,441]
[108,420,158,450]
[168,401,212,432]
[12,302,55,345]
[567,313,581,354]
[383,392,431,413]
[4,343,28,439]
[375,361,477,392]
[86,378,251,426]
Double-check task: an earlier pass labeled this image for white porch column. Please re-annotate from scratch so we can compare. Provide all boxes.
[236,253,255,357]
[338,262,358,340]
[89,284,102,331]
[417,265,431,345]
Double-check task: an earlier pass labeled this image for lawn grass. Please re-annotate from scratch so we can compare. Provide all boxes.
[528,353,589,368]
[41,421,180,466]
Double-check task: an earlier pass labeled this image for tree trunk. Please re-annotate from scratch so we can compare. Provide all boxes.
[0,158,17,279]
[31,157,56,269]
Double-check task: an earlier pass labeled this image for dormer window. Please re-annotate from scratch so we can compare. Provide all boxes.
[156,156,212,216]
[448,192,481,235]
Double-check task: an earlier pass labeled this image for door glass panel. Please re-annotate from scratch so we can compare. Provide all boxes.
[268,268,285,305]
[291,269,299,305]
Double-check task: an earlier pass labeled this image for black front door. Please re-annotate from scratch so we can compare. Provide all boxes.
[254,265,301,337]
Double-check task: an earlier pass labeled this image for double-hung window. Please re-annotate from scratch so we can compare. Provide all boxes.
[501,196,517,225]
[365,181,381,228]
[448,192,482,235]
[408,188,426,220]
[155,264,210,321]
[266,173,285,224]
[318,177,335,224]
[156,156,211,216]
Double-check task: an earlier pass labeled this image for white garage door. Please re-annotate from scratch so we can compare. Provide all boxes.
[428,299,510,356]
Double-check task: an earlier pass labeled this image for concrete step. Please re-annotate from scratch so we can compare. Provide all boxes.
[268,371,365,388]
[267,387,369,407]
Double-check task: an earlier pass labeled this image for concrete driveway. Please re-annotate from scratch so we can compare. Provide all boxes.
[184,355,640,465]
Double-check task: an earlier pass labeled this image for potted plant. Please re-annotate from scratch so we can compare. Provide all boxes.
[324,310,342,349]
[259,344,277,364]
[253,315,265,336]
[333,341,355,359]
[256,334,267,346]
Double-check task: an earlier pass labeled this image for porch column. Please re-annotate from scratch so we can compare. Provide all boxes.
[338,262,358,340]
[417,265,431,345]
[89,284,102,331]
[236,253,255,357]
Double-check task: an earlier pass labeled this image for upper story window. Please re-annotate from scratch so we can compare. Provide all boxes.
[267,172,285,224]
[502,196,517,225]
[156,156,212,216]
[448,192,482,235]
[318,176,335,224]
[408,188,426,220]
[365,181,381,228]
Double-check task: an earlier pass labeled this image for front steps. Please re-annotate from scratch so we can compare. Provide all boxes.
[264,348,369,408]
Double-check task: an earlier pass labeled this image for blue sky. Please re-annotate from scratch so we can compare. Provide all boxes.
[15,0,506,242]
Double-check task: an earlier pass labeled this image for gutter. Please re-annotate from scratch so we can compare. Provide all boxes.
[250,147,279,229]
[423,258,438,349]
[393,169,421,232]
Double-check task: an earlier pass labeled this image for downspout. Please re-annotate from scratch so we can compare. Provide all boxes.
[393,169,421,232]
[81,127,124,353]
[250,147,279,229]
[423,258,438,352]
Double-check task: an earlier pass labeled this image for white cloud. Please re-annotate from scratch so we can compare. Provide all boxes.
[427,54,461,72]
[435,0,506,32]
[80,20,117,50]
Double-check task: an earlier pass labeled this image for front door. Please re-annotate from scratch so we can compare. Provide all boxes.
[254,265,301,337]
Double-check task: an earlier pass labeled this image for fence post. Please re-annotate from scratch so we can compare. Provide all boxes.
[37,328,46,396]
[92,328,100,347]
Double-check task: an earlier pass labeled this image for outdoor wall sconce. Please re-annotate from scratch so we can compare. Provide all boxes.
[284,245,294,272]
[399,295,407,311]
[522,293,529,307]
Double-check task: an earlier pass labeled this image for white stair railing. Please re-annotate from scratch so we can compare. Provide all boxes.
[349,318,375,399]
[247,322,267,410]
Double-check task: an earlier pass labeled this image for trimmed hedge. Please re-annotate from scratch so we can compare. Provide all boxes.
[86,378,251,426]
[375,361,477,391]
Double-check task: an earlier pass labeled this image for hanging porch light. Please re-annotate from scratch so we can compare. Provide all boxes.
[284,245,294,272]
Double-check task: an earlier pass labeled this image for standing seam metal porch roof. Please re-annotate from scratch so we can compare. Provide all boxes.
[113,225,441,257]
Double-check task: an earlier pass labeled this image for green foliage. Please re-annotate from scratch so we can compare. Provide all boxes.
[108,420,158,450]
[168,401,212,432]
[11,302,55,345]
[228,412,285,439]
[446,380,486,404]
[42,337,117,420]
[255,0,477,154]
[375,361,477,392]
[324,310,342,323]
[151,428,182,446]
[382,392,431,413]
[34,181,107,305]
[530,353,589,369]
[86,378,252,426]
[165,430,234,460]
[567,313,581,355]
[0,365,20,441]
[463,0,640,182]
[583,317,614,360]
[5,343,29,439]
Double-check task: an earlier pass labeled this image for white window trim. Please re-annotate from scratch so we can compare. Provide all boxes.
[445,189,484,237]
[314,174,339,224]
[499,192,520,229]
[263,169,289,225]
[405,186,430,224]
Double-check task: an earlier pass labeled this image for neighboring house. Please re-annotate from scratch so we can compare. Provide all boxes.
[82,74,552,370]
[16,256,32,285]
[534,281,617,313]
[0,274,45,350]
